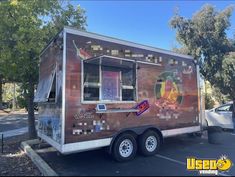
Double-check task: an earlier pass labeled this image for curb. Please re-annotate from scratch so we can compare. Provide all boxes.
[21,139,58,176]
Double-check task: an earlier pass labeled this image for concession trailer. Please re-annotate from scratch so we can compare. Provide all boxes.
[34,26,205,161]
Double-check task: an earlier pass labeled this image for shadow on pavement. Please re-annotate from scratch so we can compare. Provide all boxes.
[33,132,235,176]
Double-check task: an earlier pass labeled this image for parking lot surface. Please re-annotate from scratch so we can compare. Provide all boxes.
[0,112,38,133]
[36,132,235,176]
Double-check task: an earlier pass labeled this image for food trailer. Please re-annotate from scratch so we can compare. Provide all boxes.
[34,26,204,161]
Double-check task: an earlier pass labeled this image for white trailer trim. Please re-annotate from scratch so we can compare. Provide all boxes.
[61,138,112,154]
[38,125,200,154]
[44,125,201,154]
[64,26,194,60]
[137,60,162,66]
[81,55,138,104]
[81,100,136,104]
[162,125,201,137]
[39,31,63,59]
[61,30,67,145]
[196,64,202,128]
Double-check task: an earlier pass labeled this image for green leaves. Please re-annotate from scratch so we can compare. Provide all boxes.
[0,0,87,137]
[0,0,87,112]
[170,4,235,99]
[220,53,235,98]
[0,0,86,83]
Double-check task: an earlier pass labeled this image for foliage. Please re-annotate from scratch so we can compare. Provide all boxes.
[0,0,87,138]
[170,4,235,99]
[211,86,230,104]
[0,0,87,84]
[205,93,215,109]
[2,83,20,102]
[17,94,27,109]
[220,52,235,99]
[172,47,190,55]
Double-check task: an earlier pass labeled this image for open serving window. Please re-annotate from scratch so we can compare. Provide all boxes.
[82,55,137,103]
[34,68,56,103]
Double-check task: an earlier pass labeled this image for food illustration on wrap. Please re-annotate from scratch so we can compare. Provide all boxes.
[154,71,183,120]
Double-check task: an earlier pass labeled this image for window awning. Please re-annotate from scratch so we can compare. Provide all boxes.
[34,68,56,103]
[84,55,136,69]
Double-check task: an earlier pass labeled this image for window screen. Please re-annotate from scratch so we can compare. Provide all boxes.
[84,63,99,83]
[83,63,100,101]
[84,87,99,101]
[121,62,136,101]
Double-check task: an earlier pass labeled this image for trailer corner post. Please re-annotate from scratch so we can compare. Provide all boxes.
[61,29,67,146]
[196,63,203,132]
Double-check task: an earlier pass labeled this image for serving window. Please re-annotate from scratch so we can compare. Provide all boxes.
[83,63,100,101]
[34,68,56,103]
[82,56,136,102]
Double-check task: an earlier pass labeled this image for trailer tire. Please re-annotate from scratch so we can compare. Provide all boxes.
[138,130,161,156]
[112,133,137,162]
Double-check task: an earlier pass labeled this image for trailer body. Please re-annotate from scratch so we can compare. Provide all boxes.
[34,27,204,155]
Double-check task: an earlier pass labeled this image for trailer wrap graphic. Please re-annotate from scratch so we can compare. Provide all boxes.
[135,100,150,116]
[65,33,199,143]
[73,40,92,60]
[155,70,183,120]
[35,30,200,146]
[155,70,183,105]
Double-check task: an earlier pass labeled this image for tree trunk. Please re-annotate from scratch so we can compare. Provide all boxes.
[0,76,2,110]
[27,77,37,139]
[12,82,16,112]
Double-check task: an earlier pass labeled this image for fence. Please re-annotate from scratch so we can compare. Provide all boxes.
[1,133,3,153]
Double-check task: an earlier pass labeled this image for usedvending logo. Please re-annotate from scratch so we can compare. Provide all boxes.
[187,155,233,175]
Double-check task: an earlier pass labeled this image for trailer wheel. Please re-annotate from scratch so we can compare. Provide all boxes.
[138,130,161,156]
[112,133,137,162]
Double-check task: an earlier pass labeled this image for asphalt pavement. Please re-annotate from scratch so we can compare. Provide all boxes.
[35,132,235,176]
[0,112,38,138]
[0,113,28,132]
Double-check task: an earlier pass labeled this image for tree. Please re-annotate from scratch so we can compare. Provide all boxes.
[0,0,86,138]
[170,4,234,100]
[220,52,235,99]
[172,46,190,55]
[205,93,215,109]
[211,86,230,104]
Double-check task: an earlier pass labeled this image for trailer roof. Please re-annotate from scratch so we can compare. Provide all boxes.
[39,29,63,58]
[64,26,194,60]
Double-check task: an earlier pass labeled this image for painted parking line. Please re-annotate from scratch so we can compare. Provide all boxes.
[231,133,235,136]
[155,154,186,165]
[155,154,231,176]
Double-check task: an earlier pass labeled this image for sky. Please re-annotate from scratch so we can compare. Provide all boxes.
[71,1,235,50]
